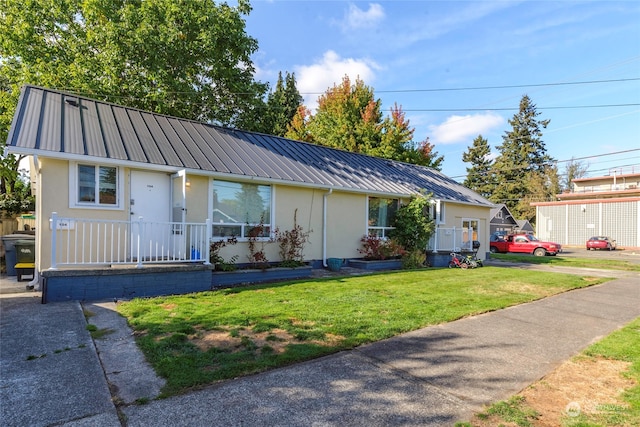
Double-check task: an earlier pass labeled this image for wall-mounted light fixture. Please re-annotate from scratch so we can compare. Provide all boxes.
[185,179,191,187]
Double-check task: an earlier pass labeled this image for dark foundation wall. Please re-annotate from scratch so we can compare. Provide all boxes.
[41,265,212,303]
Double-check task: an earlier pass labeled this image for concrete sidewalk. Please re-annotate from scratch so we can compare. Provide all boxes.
[1,271,639,426]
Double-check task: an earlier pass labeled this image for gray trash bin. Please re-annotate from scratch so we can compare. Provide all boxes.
[2,234,35,276]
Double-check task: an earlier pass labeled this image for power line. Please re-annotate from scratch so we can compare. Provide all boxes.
[400,104,639,112]
[449,149,640,179]
[365,77,640,95]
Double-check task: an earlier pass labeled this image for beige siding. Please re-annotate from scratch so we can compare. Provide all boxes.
[442,202,491,250]
[36,159,131,270]
[34,162,493,270]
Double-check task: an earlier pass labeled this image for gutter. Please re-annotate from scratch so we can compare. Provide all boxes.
[322,188,333,267]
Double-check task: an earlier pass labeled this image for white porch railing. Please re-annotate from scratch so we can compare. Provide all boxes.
[50,213,211,269]
[428,227,476,252]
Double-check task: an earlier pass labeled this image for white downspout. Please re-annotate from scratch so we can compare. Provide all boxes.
[322,188,333,267]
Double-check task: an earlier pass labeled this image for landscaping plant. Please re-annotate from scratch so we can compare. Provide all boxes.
[273,209,312,267]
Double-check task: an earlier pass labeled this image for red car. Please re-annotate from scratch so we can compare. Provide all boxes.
[586,236,616,251]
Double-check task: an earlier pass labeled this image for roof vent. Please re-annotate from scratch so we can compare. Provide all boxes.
[65,97,78,107]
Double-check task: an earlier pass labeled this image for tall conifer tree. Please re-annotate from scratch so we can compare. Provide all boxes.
[490,95,554,218]
[462,135,493,198]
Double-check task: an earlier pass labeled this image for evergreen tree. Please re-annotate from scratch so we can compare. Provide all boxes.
[263,71,303,137]
[462,135,493,198]
[490,95,554,218]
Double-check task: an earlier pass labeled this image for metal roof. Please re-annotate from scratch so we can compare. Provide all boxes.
[7,85,493,206]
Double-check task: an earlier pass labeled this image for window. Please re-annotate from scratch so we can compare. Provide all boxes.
[367,197,399,238]
[462,218,479,250]
[430,200,444,224]
[72,163,121,208]
[212,180,271,238]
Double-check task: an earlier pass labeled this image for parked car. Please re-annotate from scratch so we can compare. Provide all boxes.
[490,233,562,256]
[586,236,616,251]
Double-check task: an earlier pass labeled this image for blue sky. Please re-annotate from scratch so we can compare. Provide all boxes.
[243,0,640,181]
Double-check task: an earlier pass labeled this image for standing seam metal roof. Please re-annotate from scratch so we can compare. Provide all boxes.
[6,85,493,206]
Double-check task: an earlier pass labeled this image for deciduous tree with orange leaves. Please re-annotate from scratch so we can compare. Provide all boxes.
[286,76,443,169]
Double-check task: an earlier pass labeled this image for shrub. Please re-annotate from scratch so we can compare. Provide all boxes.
[246,218,270,270]
[273,209,312,268]
[358,235,406,260]
[209,237,238,271]
[390,193,434,253]
[401,249,427,269]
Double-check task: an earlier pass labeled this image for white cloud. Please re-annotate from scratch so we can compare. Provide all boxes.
[343,3,385,30]
[429,113,504,145]
[295,50,379,110]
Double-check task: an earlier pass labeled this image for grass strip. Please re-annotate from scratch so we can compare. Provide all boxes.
[490,253,640,271]
[563,317,640,426]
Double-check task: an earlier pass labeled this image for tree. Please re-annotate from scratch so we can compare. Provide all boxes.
[0,166,34,216]
[562,158,589,192]
[285,76,443,169]
[462,135,493,198]
[489,95,554,218]
[0,0,268,135]
[263,72,304,137]
[517,165,561,223]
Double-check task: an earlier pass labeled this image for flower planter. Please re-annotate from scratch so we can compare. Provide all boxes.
[211,265,313,288]
[347,258,402,271]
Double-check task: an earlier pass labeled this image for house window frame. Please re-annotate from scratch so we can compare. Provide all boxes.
[462,218,479,250]
[211,179,273,241]
[366,196,399,239]
[430,199,445,225]
[69,162,124,210]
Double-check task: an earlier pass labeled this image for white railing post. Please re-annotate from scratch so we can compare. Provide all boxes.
[136,216,144,268]
[204,218,211,265]
[50,212,58,270]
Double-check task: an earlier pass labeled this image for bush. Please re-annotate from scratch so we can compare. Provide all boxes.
[401,249,427,269]
[210,237,238,271]
[273,209,311,268]
[390,193,434,253]
[358,235,406,260]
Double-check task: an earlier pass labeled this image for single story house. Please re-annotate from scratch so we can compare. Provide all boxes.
[6,85,494,301]
[532,170,640,249]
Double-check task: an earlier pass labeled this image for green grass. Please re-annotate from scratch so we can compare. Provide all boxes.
[117,267,609,396]
[482,396,540,426]
[490,253,640,271]
[562,317,640,427]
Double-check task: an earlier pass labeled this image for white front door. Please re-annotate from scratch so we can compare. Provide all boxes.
[130,170,172,260]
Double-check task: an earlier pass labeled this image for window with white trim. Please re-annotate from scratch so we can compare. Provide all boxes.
[462,218,479,250]
[71,163,122,208]
[367,197,399,238]
[430,200,444,224]
[212,180,271,238]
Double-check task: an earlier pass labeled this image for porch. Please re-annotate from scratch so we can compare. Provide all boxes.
[37,217,483,302]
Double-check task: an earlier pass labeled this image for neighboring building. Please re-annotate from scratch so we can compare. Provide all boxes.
[6,86,495,292]
[489,204,519,236]
[532,170,640,249]
[516,219,535,234]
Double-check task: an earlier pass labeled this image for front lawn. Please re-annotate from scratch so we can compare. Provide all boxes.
[117,267,610,396]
